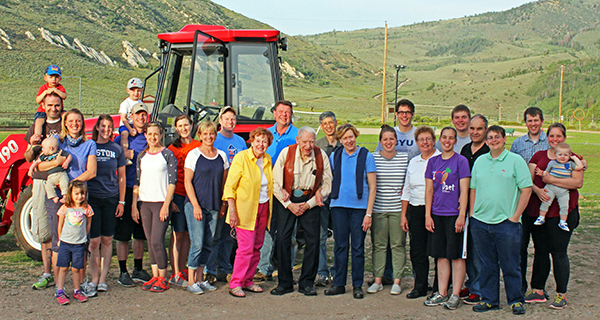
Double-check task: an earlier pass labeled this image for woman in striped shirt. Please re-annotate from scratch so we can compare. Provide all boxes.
[367,125,409,295]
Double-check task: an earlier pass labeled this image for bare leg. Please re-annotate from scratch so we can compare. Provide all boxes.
[151,264,159,278]
[52,251,59,279]
[72,268,82,291]
[89,237,101,284]
[133,239,145,260]
[56,267,68,291]
[99,236,113,284]
[451,259,466,296]
[116,240,129,261]
[437,258,451,297]
[171,231,190,275]
[41,241,52,274]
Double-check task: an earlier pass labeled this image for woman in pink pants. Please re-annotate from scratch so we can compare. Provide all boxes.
[223,127,274,298]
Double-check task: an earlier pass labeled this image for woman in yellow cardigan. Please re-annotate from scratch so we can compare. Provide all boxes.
[223,127,274,298]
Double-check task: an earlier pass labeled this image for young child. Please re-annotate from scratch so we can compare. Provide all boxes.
[534,142,583,231]
[28,137,72,203]
[55,181,94,305]
[119,78,144,161]
[35,65,67,138]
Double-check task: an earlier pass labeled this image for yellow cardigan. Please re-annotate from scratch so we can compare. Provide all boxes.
[223,147,273,231]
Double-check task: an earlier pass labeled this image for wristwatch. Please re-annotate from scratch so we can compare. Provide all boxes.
[119,201,126,205]
[366,213,372,218]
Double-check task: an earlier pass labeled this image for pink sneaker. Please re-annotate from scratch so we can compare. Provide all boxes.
[56,291,70,305]
[72,289,88,302]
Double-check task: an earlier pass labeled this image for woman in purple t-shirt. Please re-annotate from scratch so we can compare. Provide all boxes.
[424,127,471,309]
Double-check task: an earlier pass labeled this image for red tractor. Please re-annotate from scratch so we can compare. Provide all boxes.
[0,25,286,260]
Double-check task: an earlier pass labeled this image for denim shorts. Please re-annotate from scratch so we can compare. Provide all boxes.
[171,194,188,233]
[34,111,46,120]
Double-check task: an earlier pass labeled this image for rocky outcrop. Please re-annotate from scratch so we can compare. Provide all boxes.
[25,31,35,40]
[0,28,12,49]
[280,61,305,79]
[38,27,64,48]
[73,38,114,66]
[122,41,147,67]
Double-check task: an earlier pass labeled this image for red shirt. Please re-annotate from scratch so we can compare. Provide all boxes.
[37,83,67,112]
[168,140,202,196]
[527,150,580,218]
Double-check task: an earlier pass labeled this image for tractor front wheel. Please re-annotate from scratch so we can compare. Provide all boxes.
[13,185,43,261]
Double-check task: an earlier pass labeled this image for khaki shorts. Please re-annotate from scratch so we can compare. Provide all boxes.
[31,179,51,243]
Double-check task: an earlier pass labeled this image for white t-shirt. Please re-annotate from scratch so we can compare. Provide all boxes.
[401,150,442,206]
[119,98,142,127]
[256,157,269,204]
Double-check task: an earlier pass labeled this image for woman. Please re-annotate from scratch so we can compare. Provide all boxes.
[368,125,409,295]
[423,127,470,310]
[184,121,228,295]
[52,109,97,297]
[525,123,583,309]
[223,127,273,298]
[167,115,201,286]
[400,126,441,299]
[87,115,127,294]
[324,123,377,299]
[131,123,177,293]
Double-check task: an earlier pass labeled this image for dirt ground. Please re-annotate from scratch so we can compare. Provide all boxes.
[1,220,600,320]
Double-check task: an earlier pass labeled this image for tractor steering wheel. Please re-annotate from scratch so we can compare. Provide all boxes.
[190,100,222,122]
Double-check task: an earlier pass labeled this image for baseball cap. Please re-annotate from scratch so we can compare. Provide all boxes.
[219,106,237,118]
[45,65,61,76]
[131,102,148,114]
[127,78,144,89]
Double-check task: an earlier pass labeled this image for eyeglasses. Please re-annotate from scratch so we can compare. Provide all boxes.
[397,111,413,115]
[486,135,504,141]
[417,137,433,143]
[230,228,237,239]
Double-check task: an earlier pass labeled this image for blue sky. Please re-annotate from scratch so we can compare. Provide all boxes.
[212,0,536,35]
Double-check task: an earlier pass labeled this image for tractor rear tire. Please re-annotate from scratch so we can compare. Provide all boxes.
[13,185,42,261]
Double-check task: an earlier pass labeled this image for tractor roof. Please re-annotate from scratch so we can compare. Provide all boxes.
[158,25,280,44]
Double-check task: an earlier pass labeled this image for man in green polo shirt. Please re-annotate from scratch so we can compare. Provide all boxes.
[469,125,532,315]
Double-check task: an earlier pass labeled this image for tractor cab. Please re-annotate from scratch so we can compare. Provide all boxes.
[150,25,287,143]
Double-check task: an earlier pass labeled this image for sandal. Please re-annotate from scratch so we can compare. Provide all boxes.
[242,284,263,293]
[229,287,245,298]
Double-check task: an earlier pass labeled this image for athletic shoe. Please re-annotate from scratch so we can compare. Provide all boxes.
[367,283,383,294]
[32,274,55,290]
[55,291,70,305]
[524,289,547,303]
[424,292,448,306]
[204,273,217,285]
[443,294,461,310]
[511,302,526,315]
[187,282,204,295]
[473,302,499,312]
[118,272,136,287]
[81,281,97,297]
[199,280,217,292]
[390,284,402,295]
[72,289,88,303]
[558,221,570,232]
[254,271,272,282]
[150,277,170,293]
[97,283,108,292]
[459,287,470,299]
[169,272,188,287]
[132,269,152,282]
[533,216,546,225]
[315,274,329,287]
[181,269,189,281]
[142,277,158,291]
[549,293,567,309]
[464,293,481,305]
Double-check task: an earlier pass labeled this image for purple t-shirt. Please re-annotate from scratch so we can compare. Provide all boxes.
[425,152,471,216]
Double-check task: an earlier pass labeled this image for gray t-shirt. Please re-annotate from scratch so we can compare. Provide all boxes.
[435,134,471,153]
[375,126,419,159]
[58,205,94,244]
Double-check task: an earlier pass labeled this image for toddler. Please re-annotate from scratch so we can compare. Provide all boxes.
[28,137,72,203]
[35,65,67,138]
[119,78,144,162]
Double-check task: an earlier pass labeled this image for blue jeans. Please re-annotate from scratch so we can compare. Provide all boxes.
[184,203,217,269]
[318,205,331,277]
[471,217,524,306]
[331,207,366,287]
[465,217,481,296]
[205,215,234,275]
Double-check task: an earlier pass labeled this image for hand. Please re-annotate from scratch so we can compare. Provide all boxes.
[535,187,551,202]
[534,166,545,177]
[28,168,34,178]
[170,201,180,213]
[580,157,588,171]
[159,204,170,222]
[455,215,465,233]
[124,149,134,160]
[30,134,42,145]
[193,204,203,221]
[229,210,239,228]
[219,203,227,218]
[401,215,409,233]
[541,174,554,185]
[362,215,372,232]
[425,216,434,233]
[288,203,305,216]
[130,128,137,137]
[61,160,69,170]
[281,189,290,202]
[315,190,324,207]
[131,205,140,224]
[508,216,520,223]
[115,203,124,218]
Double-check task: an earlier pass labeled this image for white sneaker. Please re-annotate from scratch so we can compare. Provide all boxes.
[367,283,383,294]
[187,282,204,295]
[390,284,402,295]
[97,283,108,292]
[199,280,217,292]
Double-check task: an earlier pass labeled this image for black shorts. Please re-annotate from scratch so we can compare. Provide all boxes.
[427,214,464,260]
[113,187,146,242]
[57,242,86,269]
[89,195,119,238]
[171,193,188,233]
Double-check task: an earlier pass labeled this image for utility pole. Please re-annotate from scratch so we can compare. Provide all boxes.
[394,64,405,127]
[381,22,388,124]
[559,65,564,123]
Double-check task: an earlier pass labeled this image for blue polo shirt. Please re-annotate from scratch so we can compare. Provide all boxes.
[329,147,377,209]
[114,132,147,188]
[266,124,298,166]
[471,149,532,224]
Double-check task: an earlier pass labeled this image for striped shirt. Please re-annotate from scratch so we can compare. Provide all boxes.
[546,160,575,179]
[373,151,409,213]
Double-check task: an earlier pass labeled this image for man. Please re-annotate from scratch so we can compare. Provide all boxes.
[509,107,549,294]
[469,125,532,315]
[256,100,299,281]
[459,114,490,305]
[207,106,247,283]
[27,93,63,290]
[314,111,341,287]
[271,126,333,296]
[436,104,471,153]
[113,103,152,286]
[376,99,419,159]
